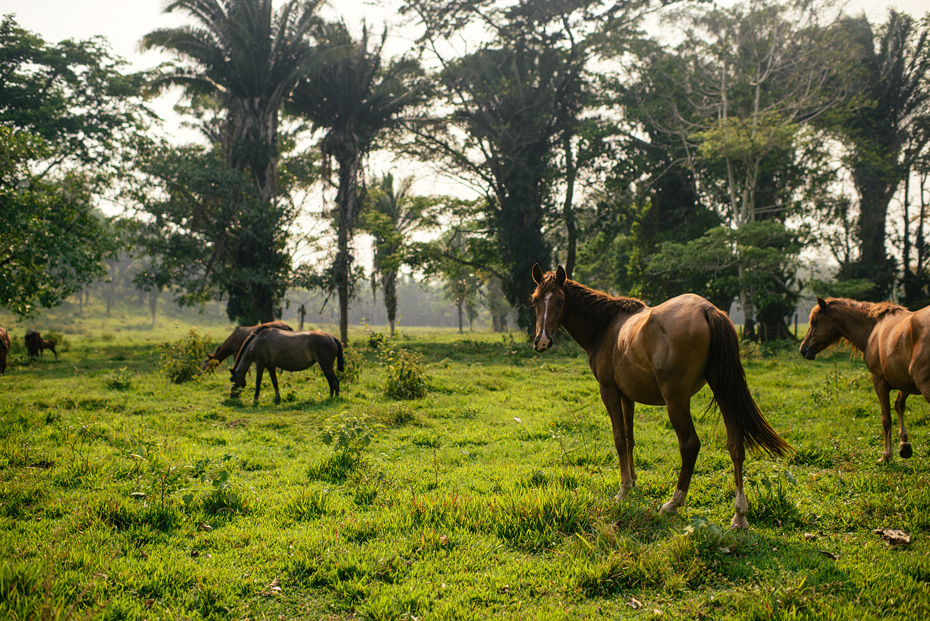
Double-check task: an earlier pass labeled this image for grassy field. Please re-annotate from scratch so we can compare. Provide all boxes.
[1,308,929,620]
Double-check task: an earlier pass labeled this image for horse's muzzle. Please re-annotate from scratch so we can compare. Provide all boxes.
[534,332,552,352]
[799,345,816,360]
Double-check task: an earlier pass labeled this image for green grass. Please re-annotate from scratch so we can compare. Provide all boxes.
[1,309,929,619]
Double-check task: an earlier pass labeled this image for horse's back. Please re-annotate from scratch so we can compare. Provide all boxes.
[612,294,717,404]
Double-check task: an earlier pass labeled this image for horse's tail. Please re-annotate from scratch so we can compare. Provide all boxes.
[336,337,344,373]
[703,307,791,457]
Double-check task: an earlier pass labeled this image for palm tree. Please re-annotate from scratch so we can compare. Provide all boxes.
[289,21,422,344]
[362,173,438,337]
[141,0,322,323]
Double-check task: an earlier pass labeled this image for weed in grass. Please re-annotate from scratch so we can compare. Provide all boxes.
[749,467,803,526]
[105,367,133,391]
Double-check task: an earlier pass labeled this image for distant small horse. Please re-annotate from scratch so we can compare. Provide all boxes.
[202,321,293,370]
[0,327,10,375]
[531,265,790,528]
[800,297,930,462]
[24,330,57,359]
[230,327,344,403]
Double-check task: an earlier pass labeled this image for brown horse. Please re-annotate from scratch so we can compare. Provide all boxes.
[202,321,293,370]
[531,265,790,528]
[230,326,344,403]
[0,327,10,375]
[24,330,57,359]
[800,297,930,462]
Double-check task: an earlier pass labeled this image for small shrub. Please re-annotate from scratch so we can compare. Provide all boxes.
[106,367,133,391]
[337,344,364,385]
[368,331,386,350]
[384,348,428,400]
[156,328,212,384]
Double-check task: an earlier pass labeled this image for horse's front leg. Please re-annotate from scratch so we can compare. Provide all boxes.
[253,366,264,403]
[620,393,637,487]
[894,391,912,458]
[599,382,635,497]
[872,376,894,462]
[268,368,281,404]
[660,398,700,516]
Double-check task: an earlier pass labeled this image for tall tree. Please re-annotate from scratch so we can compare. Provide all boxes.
[0,17,149,316]
[289,21,423,344]
[638,0,853,339]
[141,0,322,323]
[835,10,930,300]
[400,0,665,333]
[361,173,439,337]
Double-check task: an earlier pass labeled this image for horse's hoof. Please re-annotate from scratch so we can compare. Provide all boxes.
[613,486,634,501]
[900,443,913,459]
[730,515,749,530]
[659,501,678,515]
[876,454,891,464]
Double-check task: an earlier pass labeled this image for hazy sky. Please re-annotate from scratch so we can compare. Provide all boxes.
[6,1,926,74]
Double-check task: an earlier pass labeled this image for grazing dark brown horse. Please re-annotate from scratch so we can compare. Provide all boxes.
[202,321,293,370]
[230,326,344,403]
[0,327,10,375]
[24,330,57,360]
[531,265,790,528]
[800,297,930,462]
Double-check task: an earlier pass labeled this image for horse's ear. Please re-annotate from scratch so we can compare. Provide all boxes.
[532,263,544,284]
[817,297,828,310]
[555,265,566,285]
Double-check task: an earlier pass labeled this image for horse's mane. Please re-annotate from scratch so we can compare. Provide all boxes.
[533,273,646,332]
[232,325,274,371]
[824,297,907,320]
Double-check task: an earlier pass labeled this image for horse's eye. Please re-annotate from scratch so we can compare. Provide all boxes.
[556,298,564,307]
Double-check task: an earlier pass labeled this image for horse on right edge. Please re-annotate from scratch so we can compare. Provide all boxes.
[800,297,930,462]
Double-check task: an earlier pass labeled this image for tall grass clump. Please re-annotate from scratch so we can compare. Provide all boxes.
[156,328,212,383]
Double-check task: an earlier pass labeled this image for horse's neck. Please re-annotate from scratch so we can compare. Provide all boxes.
[834,305,878,351]
[561,305,629,355]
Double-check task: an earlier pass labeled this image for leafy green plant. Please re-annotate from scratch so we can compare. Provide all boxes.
[383,347,428,400]
[156,328,212,383]
[106,367,133,391]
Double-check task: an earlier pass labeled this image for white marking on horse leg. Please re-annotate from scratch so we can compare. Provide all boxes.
[660,488,687,514]
[731,488,749,530]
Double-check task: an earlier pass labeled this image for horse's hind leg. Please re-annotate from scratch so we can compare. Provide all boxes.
[894,392,912,458]
[723,420,748,529]
[661,398,701,515]
[322,363,339,397]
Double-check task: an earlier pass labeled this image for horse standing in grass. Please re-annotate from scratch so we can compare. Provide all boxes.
[531,265,790,529]
[230,326,344,403]
[202,321,293,370]
[800,297,930,462]
[0,327,10,375]
[24,330,57,359]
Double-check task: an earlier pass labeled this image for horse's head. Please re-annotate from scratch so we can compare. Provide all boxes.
[229,366,246,395]
[201,353,216,372]
[531,264,567,352]
[799,298,842,360]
